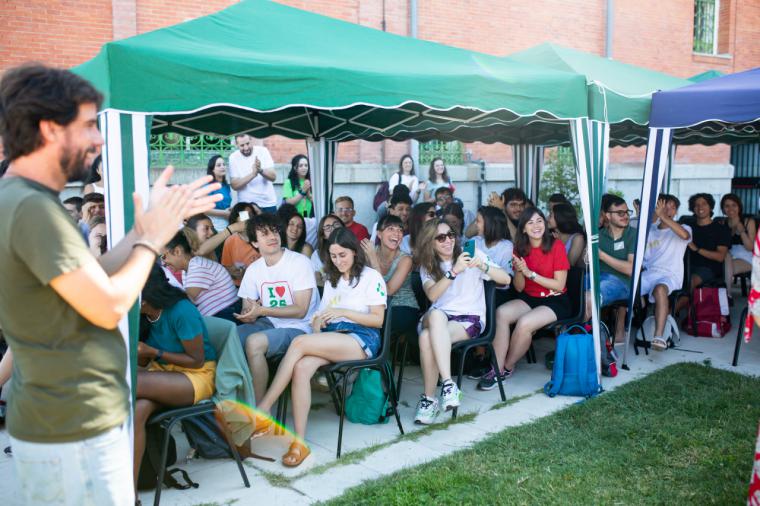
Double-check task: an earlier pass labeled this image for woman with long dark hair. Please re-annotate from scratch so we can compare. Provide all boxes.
[389,154,424,203]
[423,157,454,202]
[284,212,314,258]
[312,213,344,285]
[548,202,586,268]
[481,207,571,390]
[252,228,387,467]
[720,193,756,288]
[205,154,233,231]
[134,264,217,487]
[404,202,437,255]
[282,154,313,217]
[413,219,510,423]
[82,154,104,195]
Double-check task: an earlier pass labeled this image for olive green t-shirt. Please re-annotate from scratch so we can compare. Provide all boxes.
[0,177,129,442]
[599,225,636,284]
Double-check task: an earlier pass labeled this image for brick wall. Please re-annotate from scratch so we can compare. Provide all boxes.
[2,0,759,169]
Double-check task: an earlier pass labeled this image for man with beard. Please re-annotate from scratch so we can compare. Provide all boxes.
[0,64,221,505]
[471,187,527,240]
[229,133,278,213]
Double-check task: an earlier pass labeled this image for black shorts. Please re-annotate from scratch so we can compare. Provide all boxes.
[513,291,572,320]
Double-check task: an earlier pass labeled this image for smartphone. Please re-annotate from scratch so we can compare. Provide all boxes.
[464,239,475,257]
[238,210,250,222]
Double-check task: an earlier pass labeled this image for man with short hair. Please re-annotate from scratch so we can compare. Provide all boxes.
[335,195,370,241]
[228,134,278,212]
[235,213,319,402]
[596,195,636,342]
[435,186,474,232]
[63,195,84,222]
[80,191,106,242]
[370,191,412,243]
[474,187,527,240]
[641,194,692,350]
[0,64,219,505]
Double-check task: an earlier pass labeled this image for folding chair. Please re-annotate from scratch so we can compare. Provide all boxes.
[319,301,404,457]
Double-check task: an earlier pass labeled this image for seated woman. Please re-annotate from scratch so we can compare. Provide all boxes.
[186,214,217,260]
[720,193,756,292]
[483,207,571,390]
[134,265,217,487]
[685,193,731,291]
[413,219,510,424]
[162,229,242,322]
[548,203,585,268]
[403,202,437,255]
[252,228,387,467]
[312,213,345,286]
[362,215,419,351]
[284,210,315,258]
[472,206,514,305]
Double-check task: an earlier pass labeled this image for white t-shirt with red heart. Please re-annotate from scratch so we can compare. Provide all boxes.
[238,249,319,333]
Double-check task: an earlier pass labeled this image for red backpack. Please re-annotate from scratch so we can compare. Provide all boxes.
[685,286,731,338]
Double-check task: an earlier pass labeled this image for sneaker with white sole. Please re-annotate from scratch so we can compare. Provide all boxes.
[414,395,439,425]
[476,367,510,391]
[440,380,462,411]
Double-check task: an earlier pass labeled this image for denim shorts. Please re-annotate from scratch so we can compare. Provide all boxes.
[324,322,381,358]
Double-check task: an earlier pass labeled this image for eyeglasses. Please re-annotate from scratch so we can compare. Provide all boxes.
[608,210,633,217]
[323,222,342,231]
[335,207,354,213]
[434,231,457,243]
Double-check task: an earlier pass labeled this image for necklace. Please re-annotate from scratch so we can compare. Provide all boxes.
[146,310,163,323]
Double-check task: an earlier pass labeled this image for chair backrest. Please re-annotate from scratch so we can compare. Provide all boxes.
[480,280,497,339]
[377,297,394,362]
[566,267,585,321]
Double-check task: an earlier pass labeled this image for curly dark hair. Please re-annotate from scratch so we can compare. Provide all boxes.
[514,207,554,257]
[688,192,716,216]
[323,227,367,289]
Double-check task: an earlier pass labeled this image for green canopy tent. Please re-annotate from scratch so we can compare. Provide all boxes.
[75,1,624,444]
[689,69,725,82]
[505,44,692,364]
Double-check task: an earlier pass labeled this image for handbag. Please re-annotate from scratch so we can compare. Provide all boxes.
[544,324,602,398]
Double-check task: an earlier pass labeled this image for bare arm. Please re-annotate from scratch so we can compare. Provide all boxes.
[320,304,385,329]
[738,218,756,251]
[231,172,255,190]
[260,167,277,182]
[567,235,585,267]
[138,335,205,369]
[661,215,691,240]
[691,244,728,263]
[599,251,634,277]
[0,348,13,388]
[386,256,413,296]
[235,289,313,322]
[196,221,245,257]
[464,220,478,239]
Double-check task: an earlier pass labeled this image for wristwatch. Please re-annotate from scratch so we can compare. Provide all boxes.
[528,271,538,280]
[445,270,457,280]
[155,349,164,361]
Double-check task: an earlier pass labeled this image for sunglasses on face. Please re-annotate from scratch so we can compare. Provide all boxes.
[434,231,457,243]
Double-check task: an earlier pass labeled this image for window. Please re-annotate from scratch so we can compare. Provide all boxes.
[693,0,731,55]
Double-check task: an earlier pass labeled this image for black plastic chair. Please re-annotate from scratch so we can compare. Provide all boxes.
[450,280,505,418]
[318,301,404,458]
[146,402,250,506]
[527,267,585,364]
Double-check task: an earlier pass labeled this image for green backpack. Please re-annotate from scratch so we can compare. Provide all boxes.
[345,368,391,425]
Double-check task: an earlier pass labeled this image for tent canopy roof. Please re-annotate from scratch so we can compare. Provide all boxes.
[74,0,588,145]
[650,67,760,145]
[688,69,724,82]
[508,43,691,146]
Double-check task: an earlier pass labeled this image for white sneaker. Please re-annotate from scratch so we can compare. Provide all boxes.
[414,395,439,425]
[440,380,461,411]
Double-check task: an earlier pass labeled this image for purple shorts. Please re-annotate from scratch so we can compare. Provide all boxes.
[447,314,482,339]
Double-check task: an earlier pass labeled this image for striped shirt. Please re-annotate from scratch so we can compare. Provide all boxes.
[184,256,239,316]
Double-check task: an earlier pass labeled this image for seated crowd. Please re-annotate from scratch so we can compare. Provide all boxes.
[13,142,749,479]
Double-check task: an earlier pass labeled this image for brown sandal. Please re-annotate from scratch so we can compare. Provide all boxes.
[282,440,311,467]
[252,414,274,439]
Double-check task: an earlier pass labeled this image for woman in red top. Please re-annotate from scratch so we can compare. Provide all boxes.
[478,207,571,389]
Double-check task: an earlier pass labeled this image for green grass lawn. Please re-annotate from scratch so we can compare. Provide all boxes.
[324,363,760,505]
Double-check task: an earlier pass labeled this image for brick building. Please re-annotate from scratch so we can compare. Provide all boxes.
[2,0,759,215]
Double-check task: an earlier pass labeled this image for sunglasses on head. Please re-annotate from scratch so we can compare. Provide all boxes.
[434,231,457,243]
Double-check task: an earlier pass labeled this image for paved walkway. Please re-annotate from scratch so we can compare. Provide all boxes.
[1,302,758,505]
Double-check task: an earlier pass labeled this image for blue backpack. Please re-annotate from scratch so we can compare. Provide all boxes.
[544,325,602,398]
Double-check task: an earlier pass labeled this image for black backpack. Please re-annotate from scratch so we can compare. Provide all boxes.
[181,412,233,459]
[137,424,198,491]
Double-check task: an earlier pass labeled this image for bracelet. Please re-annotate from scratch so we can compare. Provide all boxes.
[225,226,233,236]
[133,240,161,257]
[155,349,163,361]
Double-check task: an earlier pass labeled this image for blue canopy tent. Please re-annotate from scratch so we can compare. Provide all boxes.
[623,67,760,365]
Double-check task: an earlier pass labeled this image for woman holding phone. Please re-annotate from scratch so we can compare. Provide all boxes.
[479,207,570,390]
[413,219,510,424]
[252,227,387,467]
